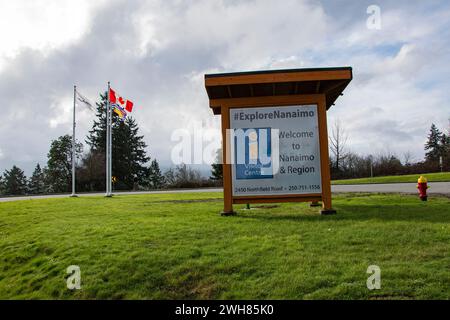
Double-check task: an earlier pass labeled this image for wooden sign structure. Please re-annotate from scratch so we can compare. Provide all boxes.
[205,67,352,215]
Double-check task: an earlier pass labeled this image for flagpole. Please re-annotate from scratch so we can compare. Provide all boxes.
[106,81,111,197]
[109,85,113,196]
[70,85,78,197]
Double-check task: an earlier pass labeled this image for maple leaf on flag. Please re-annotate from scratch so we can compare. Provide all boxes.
[109,88,134,112]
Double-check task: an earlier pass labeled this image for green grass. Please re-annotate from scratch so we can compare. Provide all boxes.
[0,192,449,299]
[332,172,450,185]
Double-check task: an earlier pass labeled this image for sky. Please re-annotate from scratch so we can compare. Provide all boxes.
[0,0,449,175]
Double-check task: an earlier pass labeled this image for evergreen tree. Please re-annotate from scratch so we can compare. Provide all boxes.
[163,168,176,187]
[2,165,27,195]
[424,123,443,162]
[84,93,109,190]
[28,163,46,194]
[440,133,450,154]
[46,135,82,193]
[210,148,223,181]
[86,92,150,190]
[0,175,4,195]
[440,133,450,170]
[86,92,108,152]
[147,159,165,189]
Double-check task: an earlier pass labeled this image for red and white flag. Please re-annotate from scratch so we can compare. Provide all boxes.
[109,88,134,112]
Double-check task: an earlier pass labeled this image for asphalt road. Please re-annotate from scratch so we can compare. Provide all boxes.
[332,182,449,194]
[0,182,449,202]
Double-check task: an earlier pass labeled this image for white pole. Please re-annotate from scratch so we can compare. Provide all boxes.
[105,82,111,197]
[109,85,113,196]
[70,85,78,197]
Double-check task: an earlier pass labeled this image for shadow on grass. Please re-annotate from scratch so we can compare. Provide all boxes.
[234,202,450,224]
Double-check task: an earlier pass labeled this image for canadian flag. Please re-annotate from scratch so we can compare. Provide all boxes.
[109,88,133,112]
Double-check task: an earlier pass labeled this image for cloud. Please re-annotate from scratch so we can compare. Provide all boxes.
[0,0,107,71]
[0,0,449,175]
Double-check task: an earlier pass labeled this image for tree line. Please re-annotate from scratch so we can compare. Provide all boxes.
[1,105,448,195]
[328,122,450,180]
[0,93,219,196]
[209,122,450,182]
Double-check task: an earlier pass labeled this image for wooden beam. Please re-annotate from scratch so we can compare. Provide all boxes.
[205,69,352,87]
[321,81,345,94]
[315,81,321,93]
[233,196,322,204]
[227,85,232,98]
[205,86,212,99]
[209,94,323,109]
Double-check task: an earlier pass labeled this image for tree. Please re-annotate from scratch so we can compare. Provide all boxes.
[163,164,207,188]
[403,151,413,166]
[440,132,450,171]
[210,148,223,181]
[28,163,46,194]
[147,159,165,189]
[0,176,4,195]
[46,135,82,193]
[86,92,108,152]
[113,117,150,189]
[77,151,106,192]
[439,133,450,155]
[2,165,27,195]
[340,152,370,178]
[163,168,176,187]
[375,154,403,176]
[174,164,201,185]
[86,93,150,190]
[402,151,414,174]
[329,120,348,177]
[424,123,443,162]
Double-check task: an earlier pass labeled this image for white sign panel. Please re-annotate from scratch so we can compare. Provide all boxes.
[230,105,322,196]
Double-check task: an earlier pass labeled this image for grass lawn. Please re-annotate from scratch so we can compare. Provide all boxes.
[0,192,449,299]
[332,172,450,185]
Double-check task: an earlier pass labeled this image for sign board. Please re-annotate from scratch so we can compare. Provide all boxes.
[204,67,352,215]
[230,105,322,196]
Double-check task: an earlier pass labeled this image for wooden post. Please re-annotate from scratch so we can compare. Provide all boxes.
[221,105,235,215]
[317,95,336,214]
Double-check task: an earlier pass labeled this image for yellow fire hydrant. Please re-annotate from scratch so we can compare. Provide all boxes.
[417,176,428,201]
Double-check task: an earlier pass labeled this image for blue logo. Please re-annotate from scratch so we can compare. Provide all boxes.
[234,128,273,180]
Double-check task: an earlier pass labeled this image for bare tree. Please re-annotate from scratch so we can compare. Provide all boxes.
[367,154,374,177]
[403,151,413,166]
[329,120,348,171]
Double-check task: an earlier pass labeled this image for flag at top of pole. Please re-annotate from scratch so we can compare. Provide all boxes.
[109,88,134,121]
[75,90,95,112]
[105,85,136,197]
[70,86,95,198]
[109,88,134,112]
